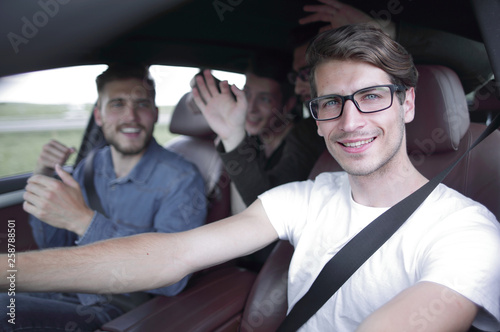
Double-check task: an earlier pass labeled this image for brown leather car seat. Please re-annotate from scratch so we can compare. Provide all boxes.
[469,79,500,126]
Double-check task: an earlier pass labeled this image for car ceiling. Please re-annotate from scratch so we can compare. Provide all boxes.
[0,0,484,78]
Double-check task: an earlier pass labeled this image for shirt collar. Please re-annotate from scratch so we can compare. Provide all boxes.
[100,138,160,185]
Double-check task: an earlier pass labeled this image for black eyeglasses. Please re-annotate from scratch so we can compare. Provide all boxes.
[307,84,407,121]
[287,66,312,85]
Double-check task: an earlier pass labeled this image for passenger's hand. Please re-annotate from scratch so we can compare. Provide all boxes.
[299,0,395,38]
[34,140,76,176]
[192,69,248,152]
[23,165,93,236]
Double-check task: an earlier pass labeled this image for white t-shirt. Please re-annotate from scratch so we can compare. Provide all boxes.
[259,172,500,331]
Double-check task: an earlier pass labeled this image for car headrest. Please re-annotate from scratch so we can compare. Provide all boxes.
[169,92,216,139]
[406,65,470,154]
[470,79,500,113]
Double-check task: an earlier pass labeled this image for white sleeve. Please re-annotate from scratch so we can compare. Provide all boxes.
[258,179,315,246]
[419,206,500,329]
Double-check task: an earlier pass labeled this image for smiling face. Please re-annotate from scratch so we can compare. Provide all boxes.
[243,73,285,136]
[315,60,415,177]
[94,78,158,157]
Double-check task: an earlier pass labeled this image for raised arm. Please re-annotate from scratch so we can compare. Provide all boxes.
[2,200,278,294]
[299,0,491,94]
[299,0,396,37]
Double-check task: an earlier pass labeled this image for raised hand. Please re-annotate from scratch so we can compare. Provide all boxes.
[191,69,248,152]
[299,0,395,37]
[34,139,76,176]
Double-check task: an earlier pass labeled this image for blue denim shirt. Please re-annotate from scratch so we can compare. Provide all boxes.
[29,138,207,304]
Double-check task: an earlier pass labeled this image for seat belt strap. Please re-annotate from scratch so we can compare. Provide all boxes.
[278,114,500,332]
[83,148,153,312]
[83,148,108,217]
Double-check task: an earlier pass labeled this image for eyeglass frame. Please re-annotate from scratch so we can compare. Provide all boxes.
[287,66,312,85]
[307,84,407,121]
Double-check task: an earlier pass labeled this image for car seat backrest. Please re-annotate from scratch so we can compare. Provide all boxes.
[469,79,500,124]
[165,92,231,223]
[405,65,500,220]
[239,240,294,332]
[240,64,500,332]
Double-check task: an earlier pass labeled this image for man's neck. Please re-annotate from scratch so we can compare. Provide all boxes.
[110,148,145,178]
[348,158,428,208]
[261,123,293,158]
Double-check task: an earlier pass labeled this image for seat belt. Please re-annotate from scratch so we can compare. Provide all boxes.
[83,148,107,217]
[277,114,500,332]
[83,148,152,312]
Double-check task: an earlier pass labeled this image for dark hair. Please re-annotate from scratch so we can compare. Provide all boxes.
[306,24,418,102]
[247,51,294,100]
[288,21,327,50]
[95,63,156,101]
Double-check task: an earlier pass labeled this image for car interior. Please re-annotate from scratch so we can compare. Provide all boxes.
[1,1,500,331]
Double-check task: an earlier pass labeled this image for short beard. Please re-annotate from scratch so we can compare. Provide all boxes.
[106,132,153,156]
[333,109,406,178]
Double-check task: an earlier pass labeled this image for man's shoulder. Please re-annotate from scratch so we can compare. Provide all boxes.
[149,142,202,177]
[428,183,498,225]
[434,183,492,210]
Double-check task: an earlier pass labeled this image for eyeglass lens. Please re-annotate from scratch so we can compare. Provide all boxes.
[288,67,311,85]
[310,85,395,120]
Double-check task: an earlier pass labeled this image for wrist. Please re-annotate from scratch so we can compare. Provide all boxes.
[221,130,247,153]
[72,209,94,237]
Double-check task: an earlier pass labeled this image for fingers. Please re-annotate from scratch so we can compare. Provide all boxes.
[26,174,58,189]
[202,69,220,96]
[192,70,239,107]
[193,69,220,103]
[23,175,57,215]
[299,0,341,25]
[56,164,79,190]
[44,140,75,162]
[299,0,371,30]
[303,4,337,15]
[191,86,206,111]
[318,0,343,10]
[35,140,75,175]
[230,84,245,102]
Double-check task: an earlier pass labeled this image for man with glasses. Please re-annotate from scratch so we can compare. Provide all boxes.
[3,24,500,331]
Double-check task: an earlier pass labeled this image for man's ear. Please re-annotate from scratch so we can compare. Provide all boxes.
[93,104,103,126]
[317,121,325,137]
[153,106,159,123]
[403,87,416,124]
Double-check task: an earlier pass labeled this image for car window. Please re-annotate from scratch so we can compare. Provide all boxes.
[0,65,244,178]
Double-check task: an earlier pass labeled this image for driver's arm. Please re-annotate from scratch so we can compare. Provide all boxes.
[356,281,478,332]
[2,200,277,294]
